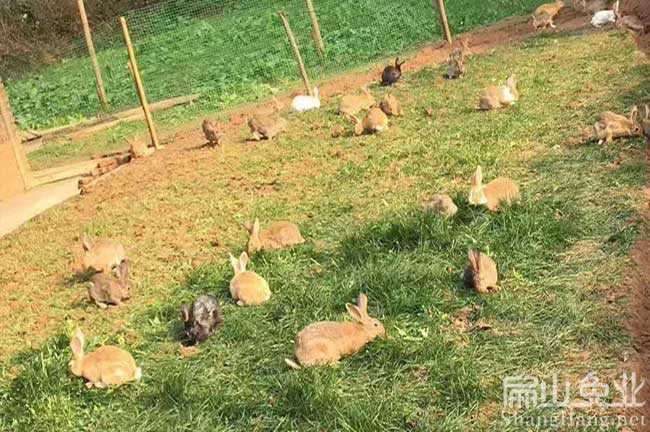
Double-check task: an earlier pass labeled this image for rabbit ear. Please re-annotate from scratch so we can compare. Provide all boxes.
[472,166,483,187]
[239,252,249,271]
[345,303,365,323]
[467,250,478,270]
[71,328,84,357]
[357,293,368,315]
[229,253,241,273]
[118,259,129,281]
[644,105,650,120]
[181,304,191,323]
[81,235,92,252]
[507,75,517,90]
[252,219,260,237]
[243,221,254,234]
[630,105,639,123]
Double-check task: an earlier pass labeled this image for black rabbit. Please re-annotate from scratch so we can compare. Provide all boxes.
[381,57,405,86]
[181,295,224,344]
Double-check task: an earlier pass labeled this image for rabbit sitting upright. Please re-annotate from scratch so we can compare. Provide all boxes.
[81,235,126,274]
[181,294,224,345]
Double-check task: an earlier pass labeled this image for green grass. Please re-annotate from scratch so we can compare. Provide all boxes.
[1,29,649,431]
[7,0,545,131]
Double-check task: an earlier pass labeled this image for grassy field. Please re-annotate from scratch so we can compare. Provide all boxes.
[1,28,649,431]
[7,0,546,131]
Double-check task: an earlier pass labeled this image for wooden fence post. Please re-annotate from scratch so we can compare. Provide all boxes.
[0,80,32,198]
[120,17,160,150]
[77,0,110,111]
[434,0,453,45]
[305,0,326,57]
[279,11,314,97]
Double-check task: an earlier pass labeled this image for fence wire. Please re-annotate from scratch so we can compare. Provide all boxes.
[4,0,544,131]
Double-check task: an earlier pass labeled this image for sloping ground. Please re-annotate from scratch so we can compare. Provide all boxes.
[0,17,649,432]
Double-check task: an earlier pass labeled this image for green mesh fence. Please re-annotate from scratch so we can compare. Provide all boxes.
[4,0,545,131]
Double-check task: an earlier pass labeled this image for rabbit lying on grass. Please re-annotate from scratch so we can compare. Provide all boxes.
[247,115,287,141]
[244,218,305,255]
[349,107,389,136]
[593,105,642,144]
[379,94,403,116]
[286,293,385,368]
[338,88,376,116]
[478,75,519,111]
[69,328,141,389]
[468,166,520,212]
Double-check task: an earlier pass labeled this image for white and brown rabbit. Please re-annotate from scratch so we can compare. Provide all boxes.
[181,294,224,345]
[285,293,385,368]
[229,252,271,306]
[464,250,499,293]
[468,166,520,212]
[202,119,222,147]
[81,235,126,274]
[244,218,305,255]
[88,259,131,308]
[593,105,642,144]
[478,75,519,111]
[247,115,287,141]
[532,0,565,29]
[379,94,403,116]
[69,328,141,389]
[338,88,376,116]
[350,107,389,136]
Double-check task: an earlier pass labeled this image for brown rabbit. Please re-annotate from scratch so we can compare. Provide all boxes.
[468,166,520,212]
[244,218,305,255]
[478,75,519,111]
[129,139,154,158]
[350,107,389,136]
[81,235,126,274]
[338,88,376,116]
[594,106,642,144]
[445,38,469,79]
[464,250,499,293]
[88,259,131,308]
[246,95,283,118]
[285,293,385,368]
[247,115,287,141]
[69,328,141,389]
[422,194,458,218]
[202,119,222,147]
[532,0,564,29]
[229,252,271,306]
[379,94,403,116]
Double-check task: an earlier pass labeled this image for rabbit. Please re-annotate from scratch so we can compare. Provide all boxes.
[592,9,616,27]
[244,218,305,255]
[229,252,271,306]
[181,294,224,344]
[350,107,389,136]
[88,259,131,308]
[593,105,642,144]
[478,75,519,111]
[381,57,405,86]
[202,119,222,147]
[81,235,126,274]
[379,94,403,116]
[292,88,321,112]
[445,38,469,79]
[246,96,283,118]
[338,88,376,116]
[463,250,500,294]
[69,328,141,389]
[247,115,287,141]
[285,293,385,368]
[468,166,520,212]
[532,0,565,29]
[642,105,650,143]
[422,194,458,218]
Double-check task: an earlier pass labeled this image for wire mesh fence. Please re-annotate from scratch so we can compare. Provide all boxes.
[3,0,545,131]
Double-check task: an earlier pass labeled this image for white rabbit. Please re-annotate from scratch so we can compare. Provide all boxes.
[292,88,320,112]
[592,9,616,27]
